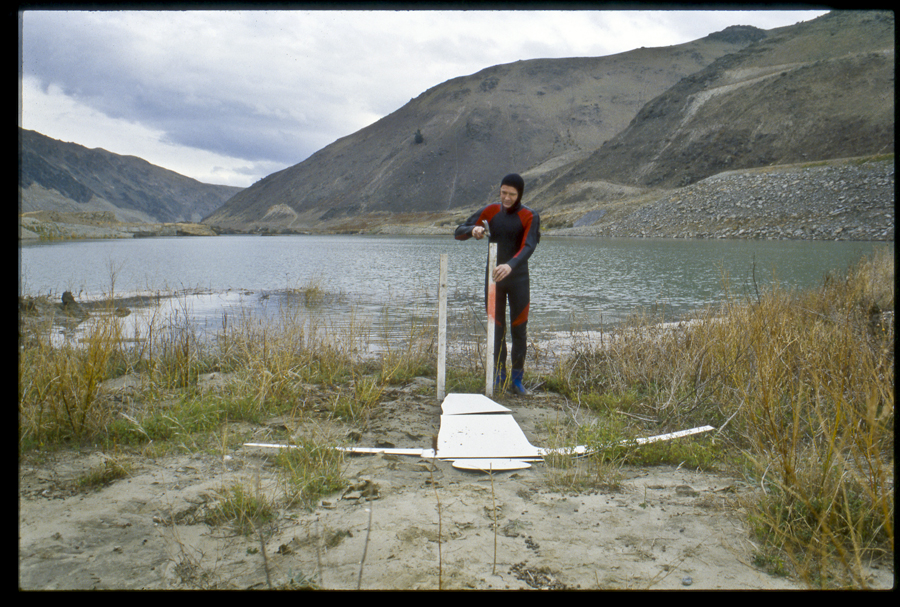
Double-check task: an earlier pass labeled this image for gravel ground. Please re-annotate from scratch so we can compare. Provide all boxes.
[556,159,894,241]
[18,160,894,242]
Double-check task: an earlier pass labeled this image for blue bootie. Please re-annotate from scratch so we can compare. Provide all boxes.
[510,369,528,396]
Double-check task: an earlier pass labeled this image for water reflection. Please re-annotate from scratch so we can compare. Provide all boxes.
[20,235,890,345]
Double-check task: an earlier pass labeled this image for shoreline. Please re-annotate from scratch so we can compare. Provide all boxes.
[19,157,895,243]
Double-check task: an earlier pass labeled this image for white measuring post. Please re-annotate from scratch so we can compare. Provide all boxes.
[436,253,448,402]
[485,242,497,398]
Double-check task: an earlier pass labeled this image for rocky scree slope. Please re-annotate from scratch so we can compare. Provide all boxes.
[551,157,894,241]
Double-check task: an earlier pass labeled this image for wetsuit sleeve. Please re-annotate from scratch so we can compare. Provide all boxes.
[506,209,540,272]
[454,207,487,240]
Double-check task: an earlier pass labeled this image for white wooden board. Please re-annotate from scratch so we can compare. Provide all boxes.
[244,399,715,476]
[440,393,511,415]
[436,413,541,459]
[633,425,715,445]
[246,443,437,458]
[336,446,436,458]
[451,459,532,471]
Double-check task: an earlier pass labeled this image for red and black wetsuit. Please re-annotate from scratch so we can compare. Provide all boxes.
[455,199,541,372]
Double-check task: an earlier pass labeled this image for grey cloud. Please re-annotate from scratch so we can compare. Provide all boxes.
[21,9,830,184]
[22,10,412,168]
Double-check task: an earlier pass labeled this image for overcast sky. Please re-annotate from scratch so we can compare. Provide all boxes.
[19,8,830,188]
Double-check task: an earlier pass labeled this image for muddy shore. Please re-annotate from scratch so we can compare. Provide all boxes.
[23,363,896,590]
[18,290,894,590]
[20,377,822,591]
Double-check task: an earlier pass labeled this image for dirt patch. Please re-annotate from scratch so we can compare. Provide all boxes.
[20,377,850,591]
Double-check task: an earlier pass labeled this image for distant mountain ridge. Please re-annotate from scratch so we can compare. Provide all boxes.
[204,10,893,234]
[204,24,768,231]
[20,10,893,238]
[19,128,242,224]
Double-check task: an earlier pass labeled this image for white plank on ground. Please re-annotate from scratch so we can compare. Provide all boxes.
[631,425,716,444]
[244,394,716,475]
[440,393,511,415]
[451,459,532,471]
[436,413,541,459]
[245,443,436,458]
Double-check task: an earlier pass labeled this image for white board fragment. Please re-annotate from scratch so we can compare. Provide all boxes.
[441,393,512,415]
[632,425,715,445]
[335,447,436,458]
[451,459,532,471]
[244,443,436,458]
[436,413,541,459]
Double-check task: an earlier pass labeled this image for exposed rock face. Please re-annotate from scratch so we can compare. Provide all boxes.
[20,12,894,241]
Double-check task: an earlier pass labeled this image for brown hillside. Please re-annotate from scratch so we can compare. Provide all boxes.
[546,10,894,196]
[19,128,243,224]
[203,29,763,232]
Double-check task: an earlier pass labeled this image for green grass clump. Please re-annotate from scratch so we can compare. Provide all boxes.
[329,374,384,422]
[275,437,346,510]
[623,435,720,470]
[205,481,277,536]
[106,393,261,451]
[75,455,133,491]
[540,411,632,492]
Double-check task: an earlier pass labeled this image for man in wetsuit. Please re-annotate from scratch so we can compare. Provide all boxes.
[455,173,540,395]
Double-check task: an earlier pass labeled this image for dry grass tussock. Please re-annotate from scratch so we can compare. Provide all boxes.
[543,245,893,588]
[18,247,894,588]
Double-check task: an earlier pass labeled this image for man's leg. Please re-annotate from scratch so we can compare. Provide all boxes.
[507,276,530,395]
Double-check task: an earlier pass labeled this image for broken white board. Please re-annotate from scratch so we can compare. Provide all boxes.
[335,446,436,458]
[536,445,592,457]
[244,443,437,458]
[632,425,715,445]
[441,393,511,415]
[243,442,304,451]
[436,413,542,459]
[451,459,532,471]
[244,391,715,475]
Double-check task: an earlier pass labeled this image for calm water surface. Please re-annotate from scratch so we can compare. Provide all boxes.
[19,235,891,338]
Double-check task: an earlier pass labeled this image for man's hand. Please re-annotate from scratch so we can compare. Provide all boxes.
[493,263,512,282]
[472,225,485,240]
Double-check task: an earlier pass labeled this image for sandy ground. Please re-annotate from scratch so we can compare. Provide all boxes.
[27,368,880,592]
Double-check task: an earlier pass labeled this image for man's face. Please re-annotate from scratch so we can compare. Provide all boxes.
[500,185,519,209]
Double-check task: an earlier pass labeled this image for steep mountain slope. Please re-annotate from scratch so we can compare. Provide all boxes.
[537,10,893,202]
[204,27,765,232]
[19,128,243,223]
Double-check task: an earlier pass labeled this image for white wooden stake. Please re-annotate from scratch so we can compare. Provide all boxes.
[436,254,448,402]
[485,243,497,398]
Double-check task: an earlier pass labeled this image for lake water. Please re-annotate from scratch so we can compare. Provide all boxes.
[19,235,891,341]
